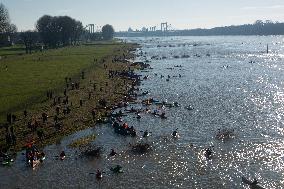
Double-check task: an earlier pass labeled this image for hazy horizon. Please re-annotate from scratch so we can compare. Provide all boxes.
[2,0,284,31]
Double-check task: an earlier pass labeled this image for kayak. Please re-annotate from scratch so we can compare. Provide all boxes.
[143,132,150,137]
[172,133,179,138]
[185,106,194,110]
[110,166,123,173]
[160,115,167,119]
[204,149,213,160]
[96,173,103,179]
[31,159,41,168]
[164,103,174,108]
[2,158,13,166]
[155,102,163,105]
[242,177,265,189]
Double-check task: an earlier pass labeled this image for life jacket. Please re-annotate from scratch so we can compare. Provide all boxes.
[123,123,128,129]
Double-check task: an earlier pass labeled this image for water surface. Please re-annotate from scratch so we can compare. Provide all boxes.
[1,36,284,189]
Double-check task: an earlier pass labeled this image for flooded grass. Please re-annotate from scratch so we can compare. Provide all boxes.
[68,134,96,148]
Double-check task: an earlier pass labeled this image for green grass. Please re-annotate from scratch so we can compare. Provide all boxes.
[0,43,122,123]
[0,45,26,56]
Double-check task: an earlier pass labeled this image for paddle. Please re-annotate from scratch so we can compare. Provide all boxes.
[140,130,151,132]
[89,171,106,175]
[140,131,152,134]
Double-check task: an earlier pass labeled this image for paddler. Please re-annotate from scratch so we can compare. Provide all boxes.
[60,151,66,160]
[172,130,178,137]
[160,112,167,119]
[96,169,102,179]
[143,130,149,138]
[109,149,117,156]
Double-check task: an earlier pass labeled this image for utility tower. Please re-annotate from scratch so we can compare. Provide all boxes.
[161,22,168,32]
[150,26,156,31]
[87,24,95,33]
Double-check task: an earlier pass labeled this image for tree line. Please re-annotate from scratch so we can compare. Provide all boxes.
[117,20,284,37]
[178,20,284,36]
[0,3,115,53]
[36,15,84,47]
[23,16,114,52]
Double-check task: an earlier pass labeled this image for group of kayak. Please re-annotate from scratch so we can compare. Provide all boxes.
[92,148,122,179]
[25,143,45,168]
[1,144,66,168]
[113,121,137,137]
[95,165,123,179]
[141,98,180,109]
[94,129,181,179]
[123,106,168,119]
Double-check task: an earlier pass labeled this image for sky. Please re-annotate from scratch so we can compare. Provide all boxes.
[1,0,284,31]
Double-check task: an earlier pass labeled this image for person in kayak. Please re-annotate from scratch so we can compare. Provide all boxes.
[136,113,141,119]
[129,126,137,137]
[160,112,167,119]
[113,121,119,128]
[96,169,102,179]
[205,147,213,159]
[143,130,149,137]
[174,102,179,107]
[123,123,128,129]
[109,149,117,156]
[31,144,39,154]
[172,130,178,137]
[60,151,66,159]
[251,179,258,185]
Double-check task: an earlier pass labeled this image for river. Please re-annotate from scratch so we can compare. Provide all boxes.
[1,36,284,189]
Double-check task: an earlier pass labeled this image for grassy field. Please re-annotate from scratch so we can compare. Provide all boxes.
[0,41,138,152]
[0,43,123,123]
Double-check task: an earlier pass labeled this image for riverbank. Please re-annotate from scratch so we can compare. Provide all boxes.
[0,42,139,152]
